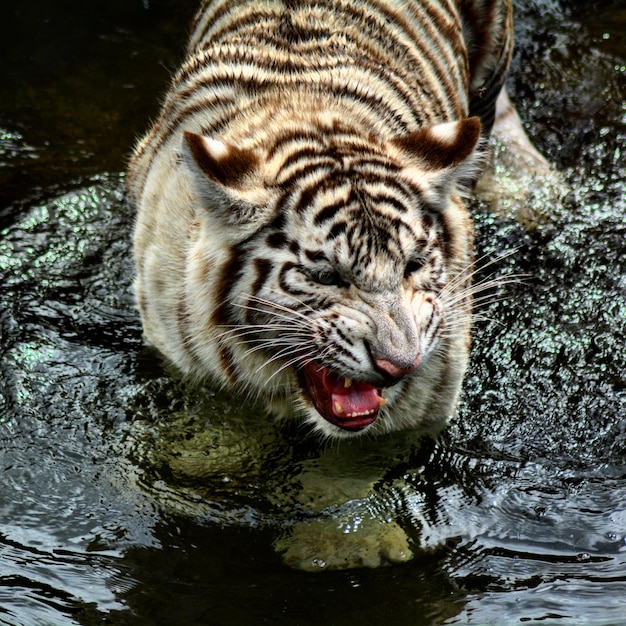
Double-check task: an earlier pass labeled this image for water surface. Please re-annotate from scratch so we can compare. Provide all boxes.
[1,1,625,624]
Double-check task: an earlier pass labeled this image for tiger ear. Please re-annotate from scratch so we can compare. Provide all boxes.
[182,131,274,232]
[183,131,258,188]
[391,117,483,208]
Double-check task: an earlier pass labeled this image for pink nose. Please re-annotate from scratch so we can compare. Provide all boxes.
[374,355,421,379]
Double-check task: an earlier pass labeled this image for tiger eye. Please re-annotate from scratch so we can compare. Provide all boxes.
[315,269,346,287]
[404,259,424,277]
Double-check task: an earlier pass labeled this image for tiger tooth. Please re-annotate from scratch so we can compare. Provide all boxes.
[378,396,388,407]
[344,376,353,388]
[334,401,344,414]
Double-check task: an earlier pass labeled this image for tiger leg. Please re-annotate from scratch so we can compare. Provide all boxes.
[476,88,564,228]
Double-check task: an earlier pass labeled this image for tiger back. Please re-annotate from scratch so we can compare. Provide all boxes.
[127,0,513,439]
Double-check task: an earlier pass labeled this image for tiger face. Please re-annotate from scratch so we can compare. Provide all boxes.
[174,116,481,438]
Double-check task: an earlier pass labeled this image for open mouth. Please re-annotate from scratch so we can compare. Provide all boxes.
[300,362,387,432]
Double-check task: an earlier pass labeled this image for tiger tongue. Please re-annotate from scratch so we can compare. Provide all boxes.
[301,363,383,431]
[321,369,381,418]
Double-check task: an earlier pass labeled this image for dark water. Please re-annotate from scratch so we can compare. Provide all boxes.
[1,0,625,624]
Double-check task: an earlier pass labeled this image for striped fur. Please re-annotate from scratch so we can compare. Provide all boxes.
[128,0,513,439]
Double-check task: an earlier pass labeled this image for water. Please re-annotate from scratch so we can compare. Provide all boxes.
[1,0,625,624]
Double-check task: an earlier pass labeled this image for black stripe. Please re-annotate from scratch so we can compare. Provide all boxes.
[328,221,348,239]
[251,257,273,299]
[313,201,345,226]
[304,249,327,262]
[176,291,204,371]
[328,341,358,365]
[211,245,246,328]
[335,326,355,347]
[435,211,453,261]
[267,130,322,160]
[290,171,350,212]
[277,155,336,184]
[218,343,239,384]
[278,261,309,297]
[292,183,319,214]
[366,192,409,214]
[266,231,288,248]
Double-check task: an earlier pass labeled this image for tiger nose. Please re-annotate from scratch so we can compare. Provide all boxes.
[374,354,421,380]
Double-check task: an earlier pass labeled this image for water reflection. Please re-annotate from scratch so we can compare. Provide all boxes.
[1,0,625,624]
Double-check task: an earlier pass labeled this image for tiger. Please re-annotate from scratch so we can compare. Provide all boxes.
[127,0,514,441]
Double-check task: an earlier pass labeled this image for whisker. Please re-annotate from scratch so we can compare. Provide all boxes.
[440,311,503,335]
[443,247,527,295]
[215,324,308,341]
[443,290,510,313]
[441,273,529,311]
[243,333,314,353]
[231,302,315,329]
[444,271,527,300]
[266,288,317,314]
[242,293,315,324]
[255,343,312,367]
[241,339,308,359]
[262,349,320,383]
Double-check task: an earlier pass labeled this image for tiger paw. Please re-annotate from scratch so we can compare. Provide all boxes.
[275,516,414,571]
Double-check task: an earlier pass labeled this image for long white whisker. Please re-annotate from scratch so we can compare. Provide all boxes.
[215,324,308,342]
[443,291,510,313]
[255,343,313,367]
[242,293,316,324]
[443,248,526,295]
[232,302,315,328]
[266,288,317,315]
[444,270,527,298]
[261,348,319,383]
[441,273,529,311]
[241,339,305,359]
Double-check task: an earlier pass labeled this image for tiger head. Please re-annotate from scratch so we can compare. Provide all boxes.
[180,116,481,439]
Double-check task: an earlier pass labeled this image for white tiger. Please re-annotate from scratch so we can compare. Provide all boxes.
[127,0,518,441]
